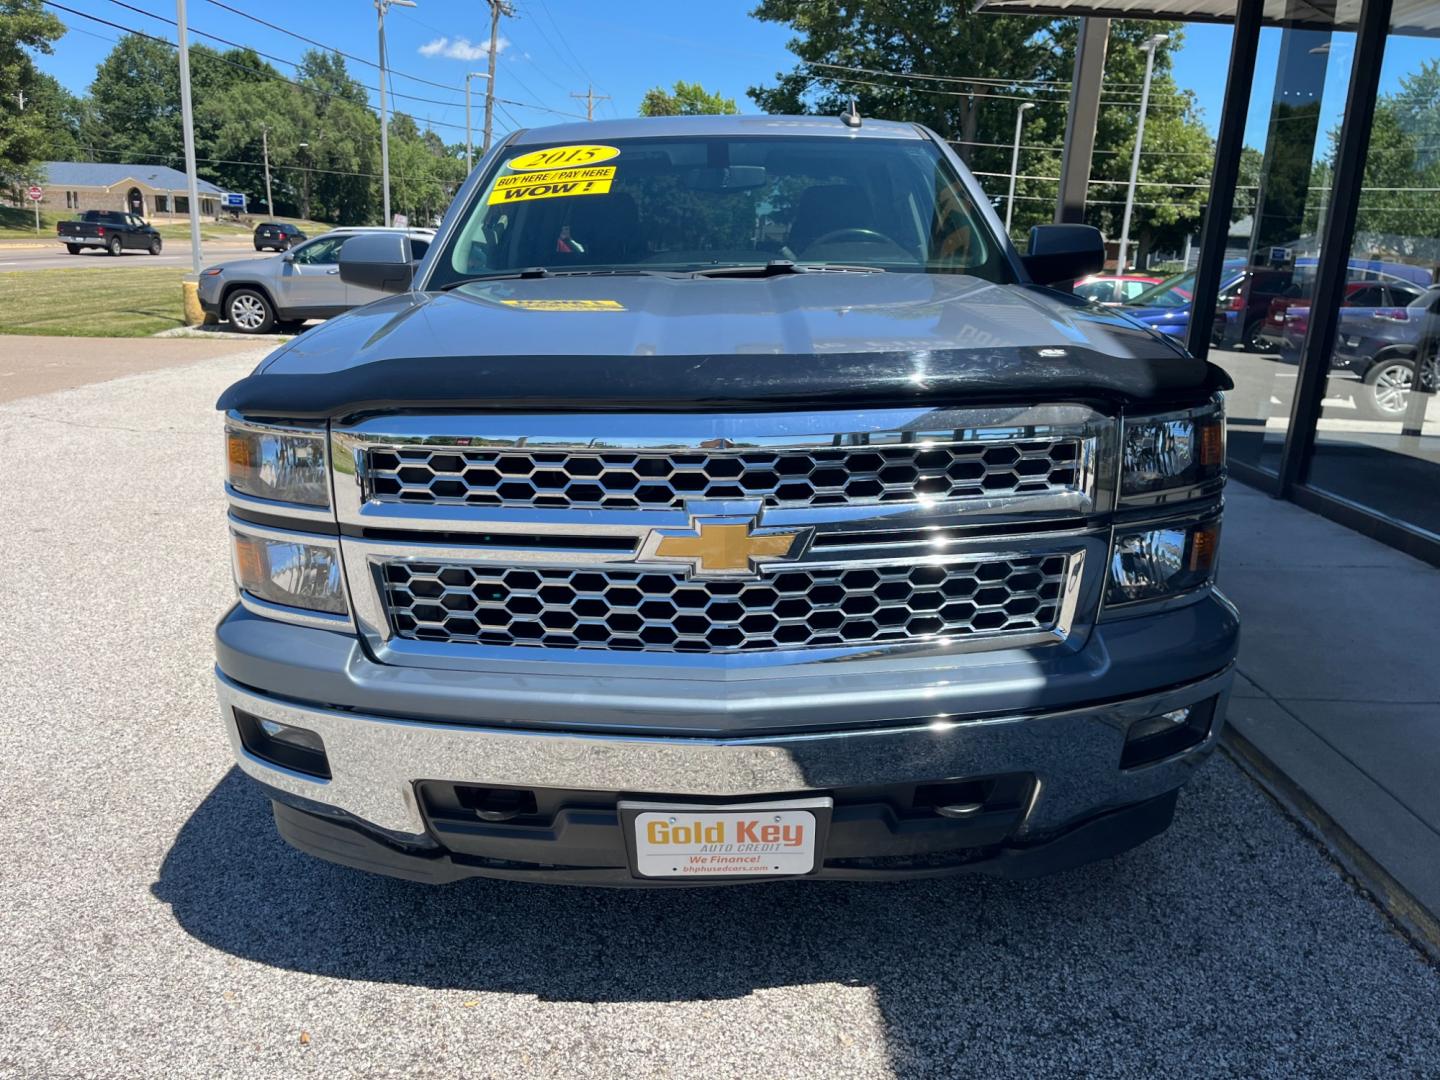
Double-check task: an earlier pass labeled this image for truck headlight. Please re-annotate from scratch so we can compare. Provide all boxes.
[1120,398,1225,502]
[226,418,329,507]
[231,527,348,616]
[1107,516,1220,605]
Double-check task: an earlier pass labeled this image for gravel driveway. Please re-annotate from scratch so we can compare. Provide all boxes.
[1,352,1437,1079]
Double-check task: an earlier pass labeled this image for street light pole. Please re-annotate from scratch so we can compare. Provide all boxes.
[260,124,274,217]
[1005,101,1034,235]
[375,0,416,228]
[1118,33,1169,272]
[465,71,490,173]
[175,0,203,273]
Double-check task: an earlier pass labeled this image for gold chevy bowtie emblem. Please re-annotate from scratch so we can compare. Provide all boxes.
[646,520,807,578]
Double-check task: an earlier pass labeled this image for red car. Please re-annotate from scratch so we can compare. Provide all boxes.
[1074,273,1169,305]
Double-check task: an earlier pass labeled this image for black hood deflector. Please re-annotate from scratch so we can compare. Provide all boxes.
[218,348,1232,418]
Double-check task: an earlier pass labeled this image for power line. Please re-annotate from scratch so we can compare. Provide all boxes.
[108,0,584,119]
[103,0,472,112]
[45,1,568,131]
[199,0,457,94]
[819,72,1195,111]
[61,142,442,183]
[805,59,1181,93]
[532,0,596,90]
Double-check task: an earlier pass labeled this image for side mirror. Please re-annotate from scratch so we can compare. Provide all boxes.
[339,232,417,294]
[1022,224,1105,287]
[280,252,294,264]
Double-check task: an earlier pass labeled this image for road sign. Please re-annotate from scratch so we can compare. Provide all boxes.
[26,185,43,202]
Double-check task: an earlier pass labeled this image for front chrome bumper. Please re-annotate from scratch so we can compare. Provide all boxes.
[216,662,1234,845]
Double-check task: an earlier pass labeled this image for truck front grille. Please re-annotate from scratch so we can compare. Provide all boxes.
[380,555,1071,653]
[363,439,1082,511]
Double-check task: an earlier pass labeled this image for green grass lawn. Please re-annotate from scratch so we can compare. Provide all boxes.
[0,205,62,239]
[0,265,188,337]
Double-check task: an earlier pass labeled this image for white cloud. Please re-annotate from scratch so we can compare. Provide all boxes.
[418,35,508,61]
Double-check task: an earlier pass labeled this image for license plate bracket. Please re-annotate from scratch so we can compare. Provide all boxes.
[619,796,833,880]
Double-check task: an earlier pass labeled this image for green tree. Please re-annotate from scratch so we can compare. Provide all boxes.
[23,71,84,162]
[747,7,1217,260]
[640,80,739,117]
[748,0,1044,161]
[295,51,378,224]
[0,0,67,191]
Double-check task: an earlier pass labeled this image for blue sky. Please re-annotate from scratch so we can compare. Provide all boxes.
[33,1,1440,158]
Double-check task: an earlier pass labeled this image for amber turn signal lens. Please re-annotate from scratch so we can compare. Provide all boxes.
[1198,420,1225,468]
[233,532,267,584]
[1188,522,1220,573]
[227,433,253,469]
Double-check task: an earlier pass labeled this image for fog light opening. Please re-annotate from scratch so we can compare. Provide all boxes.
[234,708,331,779]
[1120,698,1217,770]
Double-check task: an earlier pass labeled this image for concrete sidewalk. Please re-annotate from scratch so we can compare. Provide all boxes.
[0,333,263,404]
[1220,482,1440,952]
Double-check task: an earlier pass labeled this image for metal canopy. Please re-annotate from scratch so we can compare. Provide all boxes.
[976,0,1437,35]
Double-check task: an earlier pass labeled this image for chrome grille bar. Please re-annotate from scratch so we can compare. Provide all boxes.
[363,439,1083,511]
[378,552,1080,653]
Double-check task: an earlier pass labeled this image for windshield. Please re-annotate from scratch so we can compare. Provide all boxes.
[428,134,1011,287]
[1126,271,1195,309]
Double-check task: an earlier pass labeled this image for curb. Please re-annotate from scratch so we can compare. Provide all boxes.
[1222,728,1440,964]
[0,241,53,250]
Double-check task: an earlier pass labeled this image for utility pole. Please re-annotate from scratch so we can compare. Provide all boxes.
[481,0,508,155]
[465,71,490,172]
[1005,101,1034,235]
[1118,33,1169,272]
[375,0,416,228]
[176,0,203,273]
[260,124,274,217]
[570,84,610,121]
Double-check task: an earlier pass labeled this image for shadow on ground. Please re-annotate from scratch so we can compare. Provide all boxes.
[152,765,1440,1073]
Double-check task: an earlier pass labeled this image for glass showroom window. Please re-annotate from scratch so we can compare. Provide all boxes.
[1304,17,1440,545]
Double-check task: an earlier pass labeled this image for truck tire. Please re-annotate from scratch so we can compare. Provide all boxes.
[65,244,81,255]
[107,235,122,256]
[226,288,275,334]
[1358,357,1414,420]
[148,236,162,256]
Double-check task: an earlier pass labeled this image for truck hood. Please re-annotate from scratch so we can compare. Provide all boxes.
[218,272,1230,417]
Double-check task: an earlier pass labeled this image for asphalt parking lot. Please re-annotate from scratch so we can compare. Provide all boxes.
[2,350,1439,1078]
[0,239,266,272]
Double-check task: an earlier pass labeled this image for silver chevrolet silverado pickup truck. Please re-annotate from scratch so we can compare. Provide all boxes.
[214,114,1238,886]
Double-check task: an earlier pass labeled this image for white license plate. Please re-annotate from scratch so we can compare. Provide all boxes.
[623,798,829,878]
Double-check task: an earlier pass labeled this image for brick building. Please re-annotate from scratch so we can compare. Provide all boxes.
[34,162,234,220]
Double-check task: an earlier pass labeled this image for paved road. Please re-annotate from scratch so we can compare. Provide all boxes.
[0,240,266,272]
[2,353,1439,1078]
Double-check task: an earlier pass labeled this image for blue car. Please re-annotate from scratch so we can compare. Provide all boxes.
[1121,269,1241,344]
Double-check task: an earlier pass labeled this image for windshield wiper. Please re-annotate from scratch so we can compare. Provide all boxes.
[692,260,886,278]
[440,267,687,290]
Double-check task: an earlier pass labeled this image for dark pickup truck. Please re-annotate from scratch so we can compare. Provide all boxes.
[57,210,162,256]
[215,114,1238,887]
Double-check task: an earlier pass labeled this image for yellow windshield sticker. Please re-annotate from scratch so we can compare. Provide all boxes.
[506,144,620,171]
[488,166,615,204]
[499,299,626,312]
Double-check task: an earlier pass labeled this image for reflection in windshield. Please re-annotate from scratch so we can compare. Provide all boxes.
[430,135,1011,289]
[1126,271,1196,309]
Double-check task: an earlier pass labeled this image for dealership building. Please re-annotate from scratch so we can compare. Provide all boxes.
[980,0,1440,566]
[33,161,237,220]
